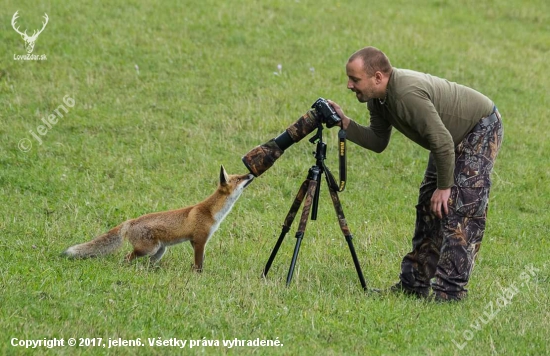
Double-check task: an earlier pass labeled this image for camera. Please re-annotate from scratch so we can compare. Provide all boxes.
[241,98,341,177]
[311,98,341,128]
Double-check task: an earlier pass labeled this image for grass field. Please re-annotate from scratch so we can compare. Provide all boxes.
[1,0,549,354]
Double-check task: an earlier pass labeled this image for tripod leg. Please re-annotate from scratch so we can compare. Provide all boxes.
[286,177,318,286]
[263,180,309,278]
[328,187,368,291]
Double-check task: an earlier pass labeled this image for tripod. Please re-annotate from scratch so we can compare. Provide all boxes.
[262,124,368,290]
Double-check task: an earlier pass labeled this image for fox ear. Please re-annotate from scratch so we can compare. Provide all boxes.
[220,165,229,185]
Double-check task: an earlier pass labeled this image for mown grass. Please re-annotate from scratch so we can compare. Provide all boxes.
[1,0,549,355]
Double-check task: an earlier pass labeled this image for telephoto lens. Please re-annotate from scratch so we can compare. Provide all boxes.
[242,110,318,177]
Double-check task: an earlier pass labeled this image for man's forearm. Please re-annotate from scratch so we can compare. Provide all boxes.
[345,119,391,153]
[433,150,455,189]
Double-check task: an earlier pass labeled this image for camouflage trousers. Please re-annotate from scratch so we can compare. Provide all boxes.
[399,107,504,300]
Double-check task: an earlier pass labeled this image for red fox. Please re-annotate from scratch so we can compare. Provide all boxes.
[62,165,254,271]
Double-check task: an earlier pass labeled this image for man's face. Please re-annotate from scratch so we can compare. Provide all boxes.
[346,58,377,103]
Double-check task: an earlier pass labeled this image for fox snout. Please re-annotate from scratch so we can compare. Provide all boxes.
[243,174,254,188]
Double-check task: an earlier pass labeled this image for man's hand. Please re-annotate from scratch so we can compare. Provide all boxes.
[431,188,451,219]
[327,100,351,130]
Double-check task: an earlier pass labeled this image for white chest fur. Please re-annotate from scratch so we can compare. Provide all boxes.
[206,189,242,243]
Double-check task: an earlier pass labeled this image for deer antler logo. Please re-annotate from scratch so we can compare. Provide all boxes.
[11,11,49,54]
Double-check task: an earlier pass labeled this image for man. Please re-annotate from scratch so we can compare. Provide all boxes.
[329,46,503,301]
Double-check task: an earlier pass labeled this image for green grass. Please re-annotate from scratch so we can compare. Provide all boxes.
[1,0,549,354]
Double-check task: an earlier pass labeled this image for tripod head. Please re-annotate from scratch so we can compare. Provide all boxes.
[308,122,327,161]
[307,123,347,194]
[304,123,348,221]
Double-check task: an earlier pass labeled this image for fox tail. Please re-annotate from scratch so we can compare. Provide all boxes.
[62,225,123,259]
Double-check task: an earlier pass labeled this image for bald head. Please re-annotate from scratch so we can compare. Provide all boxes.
[348,47,393,77]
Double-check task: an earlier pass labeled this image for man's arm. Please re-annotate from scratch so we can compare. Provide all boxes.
[397,92,455,219]
[397,92,455,189]
[328,100,392,153]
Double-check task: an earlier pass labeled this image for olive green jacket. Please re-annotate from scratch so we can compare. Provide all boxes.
[346,68,494,189]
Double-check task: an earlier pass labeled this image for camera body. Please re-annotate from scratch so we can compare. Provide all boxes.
[311,98,341,128]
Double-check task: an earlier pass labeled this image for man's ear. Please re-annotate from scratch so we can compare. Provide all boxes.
[375,71,384,84]
[220,165,229,185]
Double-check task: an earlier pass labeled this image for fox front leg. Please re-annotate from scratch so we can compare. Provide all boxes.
[190,241,206,272]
